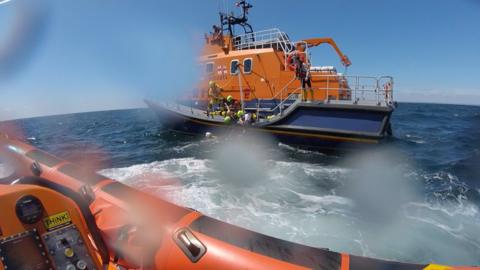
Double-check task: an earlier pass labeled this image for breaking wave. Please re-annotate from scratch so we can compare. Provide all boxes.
[101,156,480,265]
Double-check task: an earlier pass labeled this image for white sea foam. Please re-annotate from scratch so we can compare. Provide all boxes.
[172,143,201,153]
[277,142,327,155]
[405,134,426,144]
[100,156,480,265]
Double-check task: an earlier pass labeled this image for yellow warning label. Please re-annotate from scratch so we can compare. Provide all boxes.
[423,265,453,270]
[43,211,71,230]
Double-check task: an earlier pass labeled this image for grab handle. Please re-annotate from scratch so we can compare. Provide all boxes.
[173,228,206,263]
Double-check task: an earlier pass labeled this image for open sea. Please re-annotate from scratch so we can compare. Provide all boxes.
[4,102,480,265]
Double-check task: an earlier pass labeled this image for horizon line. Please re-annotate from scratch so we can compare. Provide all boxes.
[1,100,479,122]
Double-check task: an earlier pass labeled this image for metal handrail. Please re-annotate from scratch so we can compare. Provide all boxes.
[248,74,394,121]
[253,77,297,115]
[233,28,285,44]
[250,88,302,117]
[270,77,298,100]
[272,87,302,115]
[233,28,294,55]
[308,73,394,104]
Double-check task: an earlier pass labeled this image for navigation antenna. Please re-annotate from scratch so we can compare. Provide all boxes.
[219,0,253,37]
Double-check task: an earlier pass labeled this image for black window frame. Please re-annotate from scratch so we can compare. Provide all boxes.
[243,58,253,74]
[230,59,240,75]
[205,62,214,74]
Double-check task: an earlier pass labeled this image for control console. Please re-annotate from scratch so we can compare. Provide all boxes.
[0,229,53,270]
[0,185,102,270]
[43,224,96,270]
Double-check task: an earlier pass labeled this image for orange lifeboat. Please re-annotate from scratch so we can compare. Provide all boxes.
[145,1,396,151]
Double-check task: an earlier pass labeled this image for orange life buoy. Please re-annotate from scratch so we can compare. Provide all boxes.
[287,51,307,72]
[286,53,297,71]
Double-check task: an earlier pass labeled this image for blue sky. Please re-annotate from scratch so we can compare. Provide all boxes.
[0,0,479,120]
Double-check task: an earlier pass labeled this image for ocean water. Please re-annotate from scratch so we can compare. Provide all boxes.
[4,103,480,265]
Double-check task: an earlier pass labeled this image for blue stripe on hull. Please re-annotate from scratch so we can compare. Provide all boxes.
[278,107,387,134]
[268,133,365,150]
[182,99,391,135]
[165,119,374,150]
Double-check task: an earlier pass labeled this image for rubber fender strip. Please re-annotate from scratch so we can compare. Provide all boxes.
[349,255,426,270]
[189,215,341,270]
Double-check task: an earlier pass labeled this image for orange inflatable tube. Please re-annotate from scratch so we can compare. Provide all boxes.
[0,133,478,270]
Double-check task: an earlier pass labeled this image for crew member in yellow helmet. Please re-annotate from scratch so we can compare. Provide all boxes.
[207,81,223,117]
[237,110,254,126]
[223,116,232,125]
[224,95,235,110]
[222,95,240,120]
[237,110,245,125]
[236,110,245,119]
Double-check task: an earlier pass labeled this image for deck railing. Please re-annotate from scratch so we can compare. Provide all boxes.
[250,76,297,115]
[307,74,394,105]
[233,28,294,54]
[246,74,394,117]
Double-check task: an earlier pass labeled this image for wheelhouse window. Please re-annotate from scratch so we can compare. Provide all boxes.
[230,60,239,75]
[205,62,214,74]
[243,58,252,74]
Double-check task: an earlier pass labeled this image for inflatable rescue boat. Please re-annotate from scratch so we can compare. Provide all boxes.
[0,133,478,269]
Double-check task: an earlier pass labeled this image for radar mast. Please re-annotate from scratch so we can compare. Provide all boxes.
[219,0,254,37]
